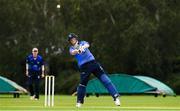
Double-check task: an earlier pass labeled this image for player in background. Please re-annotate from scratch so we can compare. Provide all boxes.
[26,48,45,100]
[68,33,121,108]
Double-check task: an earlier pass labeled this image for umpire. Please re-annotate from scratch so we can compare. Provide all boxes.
[26,48,45,100]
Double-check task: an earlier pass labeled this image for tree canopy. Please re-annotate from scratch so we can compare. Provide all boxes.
[0,0,180,94]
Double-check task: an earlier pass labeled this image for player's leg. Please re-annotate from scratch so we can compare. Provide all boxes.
[93,62,121,106]
[27,75,34,99]
[99,74,119,98]
[34,75,40,100]
[76,71,90,107]
[98,74,120,105]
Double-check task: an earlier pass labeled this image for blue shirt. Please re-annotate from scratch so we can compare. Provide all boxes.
[26,54,44,72]
[69,41,95,66]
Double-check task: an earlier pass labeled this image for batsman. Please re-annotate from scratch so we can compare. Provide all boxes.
[68,33,121,108]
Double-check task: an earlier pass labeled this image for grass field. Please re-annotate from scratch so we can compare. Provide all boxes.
[0,95,180,111]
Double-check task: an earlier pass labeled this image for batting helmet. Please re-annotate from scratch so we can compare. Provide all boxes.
[68,33,78,41]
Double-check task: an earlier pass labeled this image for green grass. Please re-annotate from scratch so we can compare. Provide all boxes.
[0,95,180,111]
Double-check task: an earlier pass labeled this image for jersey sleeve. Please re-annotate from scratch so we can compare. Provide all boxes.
[26,56,29,64]
[80,41,90,49]
[81,41,89,46]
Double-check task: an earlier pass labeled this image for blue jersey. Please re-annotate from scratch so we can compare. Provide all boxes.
[26,54,44,72]
[69,41,95,66]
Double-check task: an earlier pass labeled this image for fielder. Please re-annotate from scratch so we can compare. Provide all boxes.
[26,48,45,100]
[68,33,121,107]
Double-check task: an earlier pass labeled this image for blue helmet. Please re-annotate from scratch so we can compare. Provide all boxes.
[68,33,78,41]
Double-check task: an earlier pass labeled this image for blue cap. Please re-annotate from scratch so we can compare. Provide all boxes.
[68,33,78,41]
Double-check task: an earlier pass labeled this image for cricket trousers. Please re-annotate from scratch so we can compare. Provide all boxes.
[27,72,41,99]
[77,60,119,103]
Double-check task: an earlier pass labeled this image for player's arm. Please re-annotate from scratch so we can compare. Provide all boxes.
[26,63,29,77]
[80,41,90,51]
[70,48,80,55]
[41,58,45,78]
[26,57,29,77]
[82,43,89,49]
[41,65,45,78]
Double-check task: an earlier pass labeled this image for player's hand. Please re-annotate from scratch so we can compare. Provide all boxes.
[71,49,80,55]
[26,71,29,77]
[41,73,45,78]
[78,46,85,53]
